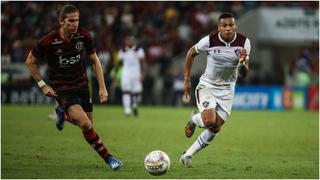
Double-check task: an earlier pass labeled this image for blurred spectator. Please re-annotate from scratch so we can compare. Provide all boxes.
[294,48,312,87]
[1,1,318,105]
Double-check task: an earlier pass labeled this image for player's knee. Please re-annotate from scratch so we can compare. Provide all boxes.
[201,110,216,128]
[80,120,92,131]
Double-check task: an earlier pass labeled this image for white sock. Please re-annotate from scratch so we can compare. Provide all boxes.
[184,129,216,157]
[122,94,131,114]
[191,113,206,128]
[132,95,138,109]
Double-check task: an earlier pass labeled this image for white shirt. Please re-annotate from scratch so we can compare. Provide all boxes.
[119,45,145,78]
[195,32,251,86]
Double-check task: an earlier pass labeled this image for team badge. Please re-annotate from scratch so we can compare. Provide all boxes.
[75,42,84,51]
[202,101,209,108]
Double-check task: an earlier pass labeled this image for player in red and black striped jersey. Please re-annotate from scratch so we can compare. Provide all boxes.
[25,4,123,171]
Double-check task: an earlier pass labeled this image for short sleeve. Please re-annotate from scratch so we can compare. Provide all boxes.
[244,38,251,56]
[31,39,46,59]
[84,32,96,55]
[194,35,210,53]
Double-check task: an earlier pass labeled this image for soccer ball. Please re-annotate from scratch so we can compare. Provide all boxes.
[144,150,170,176]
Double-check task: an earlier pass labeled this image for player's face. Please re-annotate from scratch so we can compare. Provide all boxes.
[218,17,237,42]
[125,36,134,47]
[60,12,79,34]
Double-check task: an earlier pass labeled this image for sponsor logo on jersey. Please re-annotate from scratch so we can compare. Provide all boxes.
[59,54,81,67]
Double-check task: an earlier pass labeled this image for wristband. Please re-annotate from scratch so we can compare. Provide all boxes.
[37,80,46,88]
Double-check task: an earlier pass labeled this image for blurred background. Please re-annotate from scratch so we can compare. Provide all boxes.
[1,1,319,111]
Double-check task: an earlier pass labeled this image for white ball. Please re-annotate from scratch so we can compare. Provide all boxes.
[144,150,170,176]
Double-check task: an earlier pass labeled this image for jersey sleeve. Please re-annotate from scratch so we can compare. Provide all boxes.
[31,39,46,60]
[84,31,96,55]
[137,48,145,59]
[194,35,210,53]
[244,38,251,56]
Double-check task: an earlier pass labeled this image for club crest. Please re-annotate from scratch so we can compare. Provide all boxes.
[202,101,209,108]
[75,42,84,51]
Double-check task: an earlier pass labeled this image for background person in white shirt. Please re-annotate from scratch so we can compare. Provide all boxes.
[115,34,145,116]
[180,13,251,167]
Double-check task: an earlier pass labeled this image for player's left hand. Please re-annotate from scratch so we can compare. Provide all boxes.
[238,48,247,64]
[99,89,108,103]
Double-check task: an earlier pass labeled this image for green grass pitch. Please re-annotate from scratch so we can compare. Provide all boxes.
[2,105,319,179]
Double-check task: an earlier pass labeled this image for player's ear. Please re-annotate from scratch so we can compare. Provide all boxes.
[58,18,64,26]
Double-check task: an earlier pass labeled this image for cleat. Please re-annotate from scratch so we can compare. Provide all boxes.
[133,108,138,117]
[106,156,123,170]
[180,152,193,168]
[185,110,198,138]
[55,107,65,131]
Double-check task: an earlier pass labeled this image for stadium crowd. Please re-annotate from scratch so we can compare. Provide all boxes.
[1,1,318,105]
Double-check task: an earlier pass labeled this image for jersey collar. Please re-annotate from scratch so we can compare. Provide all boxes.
[218,32,237,47]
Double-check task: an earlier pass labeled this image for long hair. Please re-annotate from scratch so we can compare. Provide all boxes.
[57,4,79,20]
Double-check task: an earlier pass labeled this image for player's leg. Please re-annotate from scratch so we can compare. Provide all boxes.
[80,90,123,170]
[58,91,123,170]
[185,86,217,137]
[180,111,225,168]
[132,93,139,116]
[181,84,227,167]
[132,79,142,117]
[67,104,122,170]
[81,111,123,170]
[181,108,217,167]
[122,92,131,116]
[121,75,132,116]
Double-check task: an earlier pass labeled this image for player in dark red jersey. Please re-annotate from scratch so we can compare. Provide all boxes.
[25,4,123,171]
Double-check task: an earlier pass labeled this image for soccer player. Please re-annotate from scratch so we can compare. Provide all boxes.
[114,34,145,116]
[180,13,250,167]
[25,4,123,170]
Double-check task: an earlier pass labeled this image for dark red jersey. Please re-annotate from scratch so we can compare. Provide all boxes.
[31,27,95,93]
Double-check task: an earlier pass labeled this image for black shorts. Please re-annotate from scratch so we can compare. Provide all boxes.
[56,88,93,112]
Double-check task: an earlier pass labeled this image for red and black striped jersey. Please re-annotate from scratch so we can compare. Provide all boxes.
[31,27,96,93]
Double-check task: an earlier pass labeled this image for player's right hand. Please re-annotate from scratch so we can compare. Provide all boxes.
[41,85,57,98]
[182,93,190,104]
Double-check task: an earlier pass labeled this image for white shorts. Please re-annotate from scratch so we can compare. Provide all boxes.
[194,82,235,121]
[121,75,142,93]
